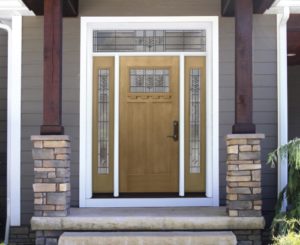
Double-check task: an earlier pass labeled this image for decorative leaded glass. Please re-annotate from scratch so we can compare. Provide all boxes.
[190,69,201,173]
[130,69,169,93]
[98,69,110,174]
[93,30,206,52]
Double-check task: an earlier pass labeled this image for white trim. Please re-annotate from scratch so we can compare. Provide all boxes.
[79,18,88,206]
[1,15,22,229]
[276,7,289,208]
[0,15,22,243]
[179,54,185,197]
[113,55,120,197]
[211,17,219,205]
[80,17,219,207]
[0,0,33,19]
[0,20,12,245]
[84,197,216,207]
[92,52,208,57]
[9,15,22,226]
[266,0,300,14]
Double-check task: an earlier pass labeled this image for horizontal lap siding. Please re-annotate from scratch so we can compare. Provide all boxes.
[21,0,277,226]
[288,66,300,140]
[0,30,7,238]
[219,15,277,225]
[21,17,80,224]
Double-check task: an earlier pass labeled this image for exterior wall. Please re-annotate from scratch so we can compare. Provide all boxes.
[21,0,277,227]
[0,29,7,239]
[220,14,278,227]
[288,65,300,140]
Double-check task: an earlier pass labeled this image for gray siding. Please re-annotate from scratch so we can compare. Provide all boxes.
[0,29,7,237]
[288,65,300,140]
[219,15,278,225]
[21,0,278,225]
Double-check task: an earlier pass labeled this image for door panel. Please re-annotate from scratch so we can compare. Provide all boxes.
[120,56,179,193]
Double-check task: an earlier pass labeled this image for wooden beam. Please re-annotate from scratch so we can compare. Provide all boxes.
[22,0,78,17]
[40,0,64,135]
[222,0,276,17]
[232,0,256,134]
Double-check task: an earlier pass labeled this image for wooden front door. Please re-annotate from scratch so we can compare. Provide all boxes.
[120,56,179,193]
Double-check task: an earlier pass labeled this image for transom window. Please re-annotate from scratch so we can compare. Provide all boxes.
[93,30,206,52]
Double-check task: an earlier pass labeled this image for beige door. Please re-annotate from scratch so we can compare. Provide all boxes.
[120,56,179,193]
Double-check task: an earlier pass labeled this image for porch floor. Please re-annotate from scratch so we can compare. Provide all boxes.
[31,207,265,231]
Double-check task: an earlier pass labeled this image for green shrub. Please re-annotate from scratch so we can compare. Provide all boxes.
[268,138,300,220]
[273,232,300,245]
[267,138,300,243]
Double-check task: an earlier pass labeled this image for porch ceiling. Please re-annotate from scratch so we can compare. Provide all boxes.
[22,0,78,17]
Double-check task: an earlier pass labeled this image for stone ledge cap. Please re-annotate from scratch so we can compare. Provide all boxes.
[226,134,265,140]
[31,216,265,231]
[31,135,70,141]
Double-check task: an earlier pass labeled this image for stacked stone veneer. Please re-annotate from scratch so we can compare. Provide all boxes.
[226,134,265,217]
[32,135,71,217]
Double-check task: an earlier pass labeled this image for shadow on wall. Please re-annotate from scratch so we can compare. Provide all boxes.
[0,29,8,241]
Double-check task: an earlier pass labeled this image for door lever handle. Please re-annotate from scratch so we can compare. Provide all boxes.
[167,120,179,141]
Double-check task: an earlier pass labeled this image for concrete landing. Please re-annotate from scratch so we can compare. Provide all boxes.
[31,207,265,231]
[58,231,237,245]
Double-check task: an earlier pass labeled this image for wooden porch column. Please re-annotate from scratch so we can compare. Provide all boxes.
[232,0,256,134]
[40,0,64,135]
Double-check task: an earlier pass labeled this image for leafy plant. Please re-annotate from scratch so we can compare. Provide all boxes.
[272,218,300,245]
[267,138,300,238]
[274,232,300,245]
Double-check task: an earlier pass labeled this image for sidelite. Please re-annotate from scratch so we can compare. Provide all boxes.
[92,30,207,197]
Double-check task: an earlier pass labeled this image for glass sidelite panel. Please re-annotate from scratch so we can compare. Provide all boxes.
[130,69,169,93]
[190,69,201,173]
[93,30,206,52]
[98,69,110,174]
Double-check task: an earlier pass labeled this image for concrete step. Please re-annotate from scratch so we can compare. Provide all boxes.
[31,207,265,231]
[58,231,237,245]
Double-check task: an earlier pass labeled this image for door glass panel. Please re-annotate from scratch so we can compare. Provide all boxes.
[98,69,110,174]
[190,69,201,174]
[130,69,169,93]
[93,30,206,52]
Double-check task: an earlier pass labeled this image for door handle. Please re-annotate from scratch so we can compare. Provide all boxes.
[167,120,179,141]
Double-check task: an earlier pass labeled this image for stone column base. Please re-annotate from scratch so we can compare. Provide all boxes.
[31,135,71,217]
[226,134,265,217]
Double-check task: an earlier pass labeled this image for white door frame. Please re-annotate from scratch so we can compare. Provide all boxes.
[80,17,219,207]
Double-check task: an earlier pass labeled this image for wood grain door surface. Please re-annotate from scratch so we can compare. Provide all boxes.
[120,56,179,193]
